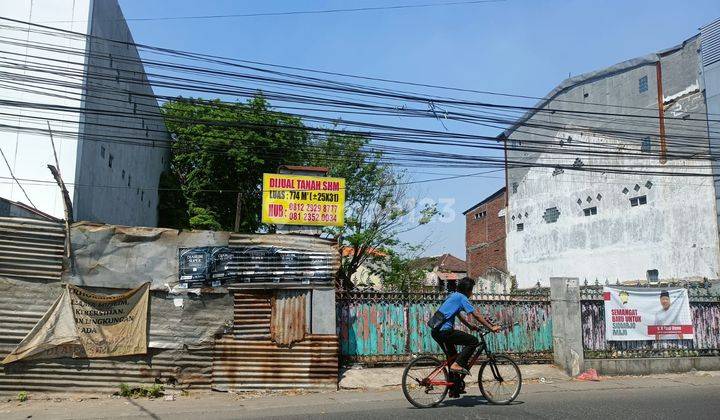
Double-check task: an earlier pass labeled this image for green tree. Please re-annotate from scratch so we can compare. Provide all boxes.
[311,133,437,290]
[372,247,427,293]
[161,96,308,231]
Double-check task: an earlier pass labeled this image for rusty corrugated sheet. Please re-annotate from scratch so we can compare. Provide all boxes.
[0,278,212,395]
[212,335,338,391]
[0,217,64,281]
[227,234,339,287]
[271,290,307,346]
[234,292,271,340]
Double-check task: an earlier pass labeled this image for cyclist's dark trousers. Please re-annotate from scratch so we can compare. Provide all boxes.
[432,329,479,368]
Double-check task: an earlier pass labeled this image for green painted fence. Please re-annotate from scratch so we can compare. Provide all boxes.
[337,291,552,364]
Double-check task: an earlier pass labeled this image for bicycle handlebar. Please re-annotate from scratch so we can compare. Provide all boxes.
[477,321,520,336]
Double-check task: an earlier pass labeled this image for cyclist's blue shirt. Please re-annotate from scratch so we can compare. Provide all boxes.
[437,292,474,331]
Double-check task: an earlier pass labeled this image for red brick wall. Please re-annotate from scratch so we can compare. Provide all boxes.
[465,191,507,279]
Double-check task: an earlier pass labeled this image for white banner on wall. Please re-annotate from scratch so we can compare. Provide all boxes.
[603,287,693,341]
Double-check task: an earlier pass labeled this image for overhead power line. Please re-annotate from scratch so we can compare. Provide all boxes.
[47,1,507,22]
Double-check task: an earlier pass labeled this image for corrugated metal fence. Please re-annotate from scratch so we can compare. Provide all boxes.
[0,280,213,396]
[337,290,553,364]
[213,290,337,391]
[0,217,64,281]
[580,285,720,358]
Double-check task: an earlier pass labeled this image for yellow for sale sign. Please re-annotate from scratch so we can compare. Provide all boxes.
[261,173,345,226]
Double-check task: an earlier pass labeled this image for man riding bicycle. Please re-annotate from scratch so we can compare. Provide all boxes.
[431,277,500,378]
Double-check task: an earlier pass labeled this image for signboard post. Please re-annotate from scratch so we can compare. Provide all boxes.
[603,287,694,341]
[261,173,345,227]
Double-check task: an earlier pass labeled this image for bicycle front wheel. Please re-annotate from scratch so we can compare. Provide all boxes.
[478,355,522,404]
[401,356,449,408]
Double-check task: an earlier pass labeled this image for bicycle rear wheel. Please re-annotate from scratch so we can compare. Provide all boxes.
[478,355,522,404]
[401,356,449,408]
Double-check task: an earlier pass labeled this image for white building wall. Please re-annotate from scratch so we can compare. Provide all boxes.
[0,0,91,218]
[73,0,169,227]
[505,36,720,287]
[0,0,169,226]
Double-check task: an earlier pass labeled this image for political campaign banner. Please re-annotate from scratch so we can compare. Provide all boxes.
[2,283,150,364]
[603,287,693,341]
[261,173,345,227]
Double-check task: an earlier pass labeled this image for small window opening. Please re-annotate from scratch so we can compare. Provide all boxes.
[108,154,113,168]
[630,195,647,207]
[542,207,560,223]
[583,207,597,216]
[641,137,652,152]
[639,75,648,93]
[516,223,524,232]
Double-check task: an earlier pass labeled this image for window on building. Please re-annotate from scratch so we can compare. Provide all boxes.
[630,195,647,207]
[121,170,125,180]
[639,75,648,93]
[100,146,105,158]
[647,269,659,282]
[128,175,131,187]
[141,190,144,202]
[583,206,597,216]
[542,207,560,223]
[641,137,652,152]
[516,223,524,232]
[474,211,486,220]
[512,182,518,194]
[108,154,113,168]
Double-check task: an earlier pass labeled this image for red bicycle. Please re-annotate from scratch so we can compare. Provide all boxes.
[401,325,522,408]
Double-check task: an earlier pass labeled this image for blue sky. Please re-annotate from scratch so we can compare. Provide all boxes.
[119,0,720,258]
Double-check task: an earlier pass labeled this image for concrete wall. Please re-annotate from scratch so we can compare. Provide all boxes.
[550,277,584,376]
[701,19,720,237]
[506,36,720,288]
[73,0,170,227]
[0,0,90,218]
[0,0,169,227]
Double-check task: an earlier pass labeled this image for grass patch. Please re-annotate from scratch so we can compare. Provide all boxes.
[117,383,164,399]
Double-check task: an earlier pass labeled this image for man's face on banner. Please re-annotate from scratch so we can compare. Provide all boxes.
[660,294,671,311]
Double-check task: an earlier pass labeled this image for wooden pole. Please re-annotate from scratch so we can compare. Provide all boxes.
[47,122,75,273]
[234,192,242,232]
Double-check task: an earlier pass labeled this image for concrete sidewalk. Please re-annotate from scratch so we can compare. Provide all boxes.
[339,363,571,389]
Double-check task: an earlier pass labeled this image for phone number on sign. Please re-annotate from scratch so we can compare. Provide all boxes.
[287,211,338,222]
[288,203,338,213]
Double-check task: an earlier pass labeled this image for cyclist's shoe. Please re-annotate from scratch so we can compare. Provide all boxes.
[449,366,470,375]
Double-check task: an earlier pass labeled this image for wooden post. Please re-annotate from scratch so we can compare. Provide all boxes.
[234,192,242,232]
[47,122,74,273]
[48,164,74,272]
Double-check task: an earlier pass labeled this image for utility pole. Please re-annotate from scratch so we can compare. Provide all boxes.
[234,192,242,232]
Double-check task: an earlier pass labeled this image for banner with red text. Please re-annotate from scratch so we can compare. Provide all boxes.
[261,173,345,226]
[603,287,693,341]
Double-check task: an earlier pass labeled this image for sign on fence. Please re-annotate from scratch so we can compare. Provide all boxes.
[603,287,693,341]
[261,173,345,227]
[178,245,335,288]
[2,283,150,363]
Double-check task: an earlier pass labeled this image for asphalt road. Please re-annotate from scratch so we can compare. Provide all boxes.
[4,373,720,419]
